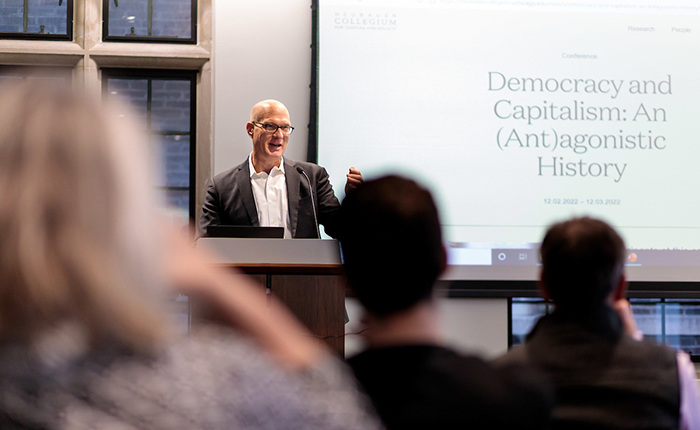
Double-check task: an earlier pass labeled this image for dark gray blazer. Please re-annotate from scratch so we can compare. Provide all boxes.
[198,158,341,239]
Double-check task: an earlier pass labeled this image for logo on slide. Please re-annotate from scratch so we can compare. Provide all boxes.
[333,11,398,31]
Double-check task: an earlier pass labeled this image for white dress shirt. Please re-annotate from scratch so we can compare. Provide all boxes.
[249,155,292,239]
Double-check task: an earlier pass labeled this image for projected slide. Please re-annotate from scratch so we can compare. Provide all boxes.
[317,0,700,279]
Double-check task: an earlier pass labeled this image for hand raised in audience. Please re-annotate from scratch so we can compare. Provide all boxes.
[613,299,643,341]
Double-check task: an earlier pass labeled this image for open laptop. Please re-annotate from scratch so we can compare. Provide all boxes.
[206,225,284,239]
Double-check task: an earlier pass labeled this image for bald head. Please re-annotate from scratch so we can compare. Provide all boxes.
[250,100,290,123]
[246,99,292,174]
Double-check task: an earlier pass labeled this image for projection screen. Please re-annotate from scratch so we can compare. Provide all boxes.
[315,0,700,282]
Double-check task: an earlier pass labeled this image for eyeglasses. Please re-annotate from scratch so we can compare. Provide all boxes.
[251,121,295,136]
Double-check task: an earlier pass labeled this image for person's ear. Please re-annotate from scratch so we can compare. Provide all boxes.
[439,244,448,276]
[538,271,551,301]
[613,274,628,301]
[246,122,254,136]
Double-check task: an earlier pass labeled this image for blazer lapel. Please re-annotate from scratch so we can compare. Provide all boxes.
[237,159,259,226]
[286,159,300,237]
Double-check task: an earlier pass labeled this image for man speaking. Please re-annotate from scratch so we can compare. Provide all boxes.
[198,99,361,238]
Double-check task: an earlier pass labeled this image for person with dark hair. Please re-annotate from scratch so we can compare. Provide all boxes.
[339,175,551,430]
[496,216,700,430]
[540,216,627,314]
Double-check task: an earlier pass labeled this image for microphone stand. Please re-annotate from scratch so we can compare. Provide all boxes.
[296,166,321,238]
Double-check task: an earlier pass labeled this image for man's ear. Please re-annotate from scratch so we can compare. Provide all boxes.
[612,274,628,301]
[246,122,254,136]
[439,244,448,276]
[538,271,551,301]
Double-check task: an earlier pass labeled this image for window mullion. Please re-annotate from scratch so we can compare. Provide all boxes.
[148,0,153,36]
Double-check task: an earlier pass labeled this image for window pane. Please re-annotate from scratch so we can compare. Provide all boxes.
[0,0,69,36]
[163,134,190,188]
[664,300,700,357]
[107,0,147,37]
[511,298,700,359]
[152,0,191,38]
[165,189,189,215]
[156,135,190,188]
[511,299,550,347]
[106,78,148,128]
[107,0,192,39]
[0,0,23,33]
[104,72,194,230]
[156,188,190,227]
[630,301,664,343]
[27,0,67,34]
[151,79,190,132]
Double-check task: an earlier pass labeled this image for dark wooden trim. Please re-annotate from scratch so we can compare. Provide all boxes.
[218,263,345,276]
[507,297,514,349]
[307,0,319,163]
[441,279,700,299]
[271,274,345,356]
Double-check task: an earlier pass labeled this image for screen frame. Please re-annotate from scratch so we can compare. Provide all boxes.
[309,0,700,289]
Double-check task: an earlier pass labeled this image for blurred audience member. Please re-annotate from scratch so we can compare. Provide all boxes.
[338,175,551,430]
[496,217,700,430]
[0,81,382,430]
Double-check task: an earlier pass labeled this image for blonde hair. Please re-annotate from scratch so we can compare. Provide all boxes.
[0,80,168,352]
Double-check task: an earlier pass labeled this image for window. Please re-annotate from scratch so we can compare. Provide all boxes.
[510,298,553,346]
[0,0,73,40]
[103,68,197,226]
[0,1,212,334]
[103,0,196,43]
[1,0,212,226]
[510,297,700,360]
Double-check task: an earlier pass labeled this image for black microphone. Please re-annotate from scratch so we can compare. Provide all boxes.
[296,166,321,238]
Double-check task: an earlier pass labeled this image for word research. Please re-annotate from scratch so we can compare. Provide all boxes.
[538,156,627,183]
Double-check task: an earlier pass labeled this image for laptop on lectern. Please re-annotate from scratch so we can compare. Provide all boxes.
[206,225,284,239]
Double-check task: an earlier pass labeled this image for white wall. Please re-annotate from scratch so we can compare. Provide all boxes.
[345,298,509,359]
[213,0,313,174]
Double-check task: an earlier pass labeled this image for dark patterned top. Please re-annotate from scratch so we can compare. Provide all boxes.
[0,324,383,430]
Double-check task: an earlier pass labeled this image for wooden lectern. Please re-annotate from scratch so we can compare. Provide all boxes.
[197,238,346,356]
